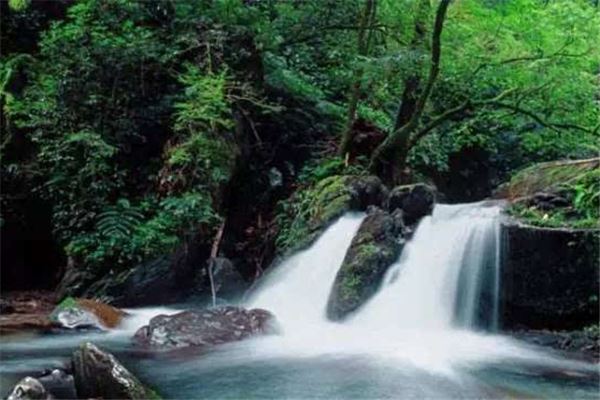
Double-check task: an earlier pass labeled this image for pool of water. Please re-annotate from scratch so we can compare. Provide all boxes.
[1,325,598,399]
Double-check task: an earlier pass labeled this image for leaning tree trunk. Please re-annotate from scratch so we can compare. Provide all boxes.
[369,0,451,185]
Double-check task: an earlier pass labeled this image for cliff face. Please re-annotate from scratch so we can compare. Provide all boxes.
[500,221,599,330]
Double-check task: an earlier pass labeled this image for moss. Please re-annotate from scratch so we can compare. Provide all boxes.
[275,175,354,255]
[339,274,362,303]
[49,296,78,321]
[501,158,598,200]
[145,387,163,400]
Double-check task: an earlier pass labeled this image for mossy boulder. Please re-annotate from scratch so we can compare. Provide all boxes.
[326,207,404,320]
[276,175,387,255]
[495,158,599,200]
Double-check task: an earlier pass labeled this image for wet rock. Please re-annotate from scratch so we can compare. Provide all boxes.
[511,327,600,362]
[501,223,599,330]
[56,257,99,299]
[523,192,570,211]
[81,246,210,307]
[72,342,156,399]
[0,314,55,335]
[204,257,248,302]
[37,369,76,400]
[387,183,436,226]
[327,207,404,320]
[133,306,276,349]
[50,297,126,330]
[347,175,388,211]
[0,292,57,334]
[6,377,52,400]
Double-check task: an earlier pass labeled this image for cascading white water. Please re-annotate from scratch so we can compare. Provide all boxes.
[248,213,365,332]
[350,202,502,332]
[242,202,556,374]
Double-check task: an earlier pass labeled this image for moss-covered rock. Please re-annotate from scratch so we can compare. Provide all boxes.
[498,158,599,229]
[50,297,126,329]
[275,175,387,255]
[326,207,404,320]
[496,158,599,200]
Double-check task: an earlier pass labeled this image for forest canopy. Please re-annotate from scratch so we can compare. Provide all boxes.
[1,0,598,281]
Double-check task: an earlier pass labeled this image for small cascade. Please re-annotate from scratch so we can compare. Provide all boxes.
[350,202,502,332]
[247,213,365,332]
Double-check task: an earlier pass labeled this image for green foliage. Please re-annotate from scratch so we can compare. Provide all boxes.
[2,0,598,274]
[298,156,368,184]
[8,0,30,11]
[275,175,357,253]
[173,66,234,135]
[68,192,219,269]
[96,199,144,239]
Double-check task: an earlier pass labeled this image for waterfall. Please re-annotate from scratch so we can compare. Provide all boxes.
[249,203,502,335]
[242,203,562,374]
[248,213,366,332]
[349,202,502,332]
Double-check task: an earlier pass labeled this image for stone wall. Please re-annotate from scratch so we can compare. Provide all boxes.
[500,221,599,330]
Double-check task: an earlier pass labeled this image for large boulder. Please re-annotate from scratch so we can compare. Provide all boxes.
[133,306,276,349]
[72,342,157,399]
[501,222,599,330]
[326,207,404,320]
[50,297,126,330]
[6,377,52,400]
[387,183,436,226]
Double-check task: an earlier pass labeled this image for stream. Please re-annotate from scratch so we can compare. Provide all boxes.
[1,205,598,399]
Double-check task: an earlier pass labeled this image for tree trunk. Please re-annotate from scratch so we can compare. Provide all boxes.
[393,0,431,132]
[339,0,377,156]
[370,0,451,184]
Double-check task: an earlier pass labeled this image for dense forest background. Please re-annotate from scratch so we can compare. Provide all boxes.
[1,0,598,292]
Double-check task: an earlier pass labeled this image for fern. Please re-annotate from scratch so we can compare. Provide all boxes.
[96,199,144,238]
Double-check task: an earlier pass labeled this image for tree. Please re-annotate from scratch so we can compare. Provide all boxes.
[368,0,599,184]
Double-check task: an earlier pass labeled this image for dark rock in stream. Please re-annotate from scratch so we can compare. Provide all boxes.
[133,306,277,349]
[327,207,404,320]
[6,377,52,400]
[72,342,157,399]
[37,369,76,400]
[511,328,600,362]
